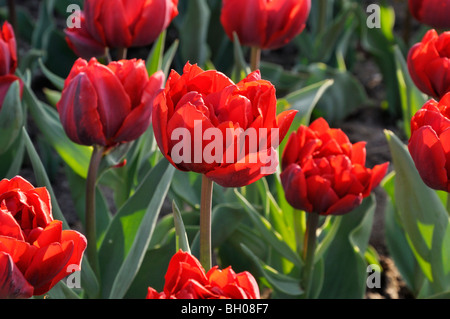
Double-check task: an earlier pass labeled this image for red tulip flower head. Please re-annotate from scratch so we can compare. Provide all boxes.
[408,0,450,30]
[280,118,389,215]
[220,0,311,50]
[146,250,260,299]
[0,21,23,107]
[407,29,450,99]
[408,93,450,192]
[81,0,178,49]
[0,21,17,76]
[0,176,87,298]
[57,58,164,148]
[152,62,297,187]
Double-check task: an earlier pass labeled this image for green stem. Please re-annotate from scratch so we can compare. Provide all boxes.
[250,46,261,72]
[200,175,214,270]
[85,145,104,282]
[117,47,128,60]
[302,212,320,299]
[293,209,306,254]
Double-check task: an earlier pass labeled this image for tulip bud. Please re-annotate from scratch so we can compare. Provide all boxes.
[408,0,450,30]
[220,0,311,50]
[57,58,164,147]
[407,29,450,99]
[81,0,178,49]
[408,94,450,192]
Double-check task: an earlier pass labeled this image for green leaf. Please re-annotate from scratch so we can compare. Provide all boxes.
[393,45,427,138]
[241,244,303,297]
[314,216,342,263]
[179,0,210,66]
[162,39,180,78]
[146,30,166,76]
[382,171,424,295]
[231,32,250,82]
[0,80,24,154]
[22,128,67,225]
[318,195,375,299]
[0,129,25,178]
[234,189,303,269]
[278,79,334,126]
[108,160,175,299]
[98,159,175,297]
[385,130,450,293]
[46,281,81,299]
[23,83,92,178]
[172,201,191,253]
[39,59,65,91]
[301,63,368,124]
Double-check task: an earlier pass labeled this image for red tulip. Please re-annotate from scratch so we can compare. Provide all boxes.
[0,21,23,108]
[0,21,17,76]
[408,0,450,30]
[280,118,389,215]
[0,176,87,298]
[81,0,179,49]
[64,12,107,59]
[408,93,450,192]
[407,29,450,99]
[146,250,260,299]
[220,0,311,50]
[152,62,297,187]
[57,58,164,147]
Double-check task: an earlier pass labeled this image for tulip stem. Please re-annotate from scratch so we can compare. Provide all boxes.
[250,47,261,72]
[293,209,306,254]
[85,145,104,283]
[200,175,214,271]
[302,212,320,299]
[117,47,128,60]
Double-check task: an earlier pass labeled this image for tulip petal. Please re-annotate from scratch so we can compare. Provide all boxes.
[280,163,313,212]
[276,109,298,144]
[220,0,267,48]
[0,208,24,241]
[325,194,362,216]
[235,271,261,299]
[409,125,448,191]
[25,241,74,295]
[265,0,311,49]
[85,63,132,141]
[306,175,339,214]
[206,147,278,187]
[130,0,179,47]
[57,72,106,146]
[114,70,164,143]
[0,252,33,299]
[33,220,62,249]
